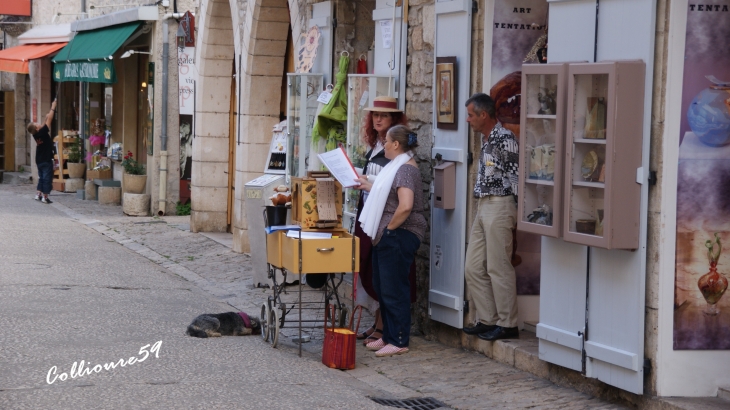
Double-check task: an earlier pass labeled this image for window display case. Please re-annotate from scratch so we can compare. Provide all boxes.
[517,63,568,238]
[285,73,323,184]
[563,61,645,249]
[343,74,393,231]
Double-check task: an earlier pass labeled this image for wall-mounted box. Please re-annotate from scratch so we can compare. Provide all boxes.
[517,63,568,238]
[434,161,455,209]
[562,61,645,250]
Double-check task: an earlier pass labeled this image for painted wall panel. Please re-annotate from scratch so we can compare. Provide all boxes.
[546,0,596,64]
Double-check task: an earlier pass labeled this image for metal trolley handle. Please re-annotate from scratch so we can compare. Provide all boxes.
[317,247,335,252]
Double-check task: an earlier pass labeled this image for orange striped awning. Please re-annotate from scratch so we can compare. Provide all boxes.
[0,43,67,74]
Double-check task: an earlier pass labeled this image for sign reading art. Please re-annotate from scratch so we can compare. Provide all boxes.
[54,61,116,84]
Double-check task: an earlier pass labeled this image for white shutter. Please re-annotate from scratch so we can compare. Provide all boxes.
[429,0,472,328]
[538,0,655,395]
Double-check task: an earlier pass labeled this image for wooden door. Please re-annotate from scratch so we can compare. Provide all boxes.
[227,63,237,229]
[0,91,15,171]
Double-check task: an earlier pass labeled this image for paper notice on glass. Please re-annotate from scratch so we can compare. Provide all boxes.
[317,148,360,188]
[380,20,393,49]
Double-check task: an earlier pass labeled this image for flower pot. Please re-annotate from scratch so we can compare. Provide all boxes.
[67,162,86,179]
[124,173,147,194]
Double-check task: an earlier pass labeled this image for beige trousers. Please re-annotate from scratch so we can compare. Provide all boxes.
[464,195,518,328]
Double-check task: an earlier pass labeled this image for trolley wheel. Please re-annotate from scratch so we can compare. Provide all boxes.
[338,305,349,328]
[270,307,280,348]
[260,303,270,342]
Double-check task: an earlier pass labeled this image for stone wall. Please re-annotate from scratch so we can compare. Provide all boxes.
[403,0,436,334]
[644,0,670,396]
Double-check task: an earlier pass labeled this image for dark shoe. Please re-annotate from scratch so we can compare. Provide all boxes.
[463,322,497,335]
[477,326,519,341]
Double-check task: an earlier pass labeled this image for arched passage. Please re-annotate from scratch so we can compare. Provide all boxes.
[194,0,301,253]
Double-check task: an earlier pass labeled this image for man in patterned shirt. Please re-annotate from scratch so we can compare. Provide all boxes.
[462,93,520,341]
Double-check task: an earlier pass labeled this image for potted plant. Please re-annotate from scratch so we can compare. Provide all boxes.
[66,138,86,179]
[121,151,147,194]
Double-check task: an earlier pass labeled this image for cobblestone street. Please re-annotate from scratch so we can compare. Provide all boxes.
[0,183,633,409]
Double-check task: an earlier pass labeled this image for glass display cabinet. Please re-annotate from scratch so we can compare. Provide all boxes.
[343,74,393,231]
[517,63,568,238]
[563,61,645,249]
[285,73,323,184]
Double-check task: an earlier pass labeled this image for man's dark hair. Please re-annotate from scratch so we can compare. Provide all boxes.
[465,93,496,119]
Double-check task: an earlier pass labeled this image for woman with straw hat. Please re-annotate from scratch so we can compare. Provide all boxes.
[355,96,415,346]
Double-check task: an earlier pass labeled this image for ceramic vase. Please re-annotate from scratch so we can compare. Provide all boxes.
[123,173,147,194]
[697,233,728,315]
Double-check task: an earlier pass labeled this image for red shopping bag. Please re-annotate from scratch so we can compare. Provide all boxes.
[322,304,362,370]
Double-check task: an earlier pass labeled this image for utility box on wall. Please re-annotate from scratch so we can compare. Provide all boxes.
[433,161,455,209]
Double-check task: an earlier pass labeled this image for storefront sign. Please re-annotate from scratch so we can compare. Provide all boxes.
[179,11,196,180]
[0,0,31,17]
[54,61,116,84]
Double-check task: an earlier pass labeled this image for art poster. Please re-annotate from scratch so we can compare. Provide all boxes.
[436,57,457,130]
[178,12,195,180]
[490,0,548,295]
[673,1,730,350]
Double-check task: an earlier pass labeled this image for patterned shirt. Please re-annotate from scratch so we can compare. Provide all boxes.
[474,122,519,197]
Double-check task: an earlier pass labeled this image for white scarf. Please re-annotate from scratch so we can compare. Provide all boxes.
[358,152,413,239]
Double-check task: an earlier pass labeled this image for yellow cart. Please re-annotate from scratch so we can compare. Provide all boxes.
[262,228,359,356]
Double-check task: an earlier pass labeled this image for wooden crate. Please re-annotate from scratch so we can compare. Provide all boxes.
[266,230,284,268]
[281,230,359,274]
[87,169,112,181]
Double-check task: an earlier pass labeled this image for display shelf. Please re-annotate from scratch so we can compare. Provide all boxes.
[526,114,557,119]
[563,61,645,249]
[525,178,554,186]
[573,181,604,189]
[517,63,568,237]
[285,73,323,184]
[343,74,393,232]
[573,138,606,145]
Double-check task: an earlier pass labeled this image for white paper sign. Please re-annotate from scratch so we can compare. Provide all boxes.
[380,20,393,49]
[358,91,370,108]
[317,91,333,104]
[317,148,360,188]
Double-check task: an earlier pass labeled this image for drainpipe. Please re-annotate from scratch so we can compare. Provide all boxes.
[158,12,186,216]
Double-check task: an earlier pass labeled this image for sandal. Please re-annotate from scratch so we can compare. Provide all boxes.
[365,338,386,351]
[356,324,376,340]
[375,344,409,357]
[362,329,382,346]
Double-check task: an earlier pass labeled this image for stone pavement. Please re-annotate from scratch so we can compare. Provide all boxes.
[0,183,666,409]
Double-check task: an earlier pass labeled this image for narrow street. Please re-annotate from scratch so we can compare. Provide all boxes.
[0,183,627,409]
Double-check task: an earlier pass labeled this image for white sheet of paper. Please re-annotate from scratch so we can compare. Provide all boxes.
[315,179,337,221]
[380,20,393,49]
[317,148,360,188]
[286,231,333,239]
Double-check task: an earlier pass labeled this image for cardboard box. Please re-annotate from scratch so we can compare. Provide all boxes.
[87,169,112,181]
[291,174,343,229]
[281,230,360,274]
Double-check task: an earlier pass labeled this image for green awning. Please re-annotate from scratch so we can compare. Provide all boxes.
[52,22,142,83]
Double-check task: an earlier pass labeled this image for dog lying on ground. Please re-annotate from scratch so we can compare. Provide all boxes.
[186,312,261,338]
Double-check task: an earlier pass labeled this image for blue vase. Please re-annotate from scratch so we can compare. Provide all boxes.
[687,86,730,147]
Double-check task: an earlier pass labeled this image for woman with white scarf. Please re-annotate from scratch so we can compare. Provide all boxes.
[355,125,427,357]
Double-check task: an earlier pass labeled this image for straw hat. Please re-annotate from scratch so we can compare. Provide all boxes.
[363,96,402,113]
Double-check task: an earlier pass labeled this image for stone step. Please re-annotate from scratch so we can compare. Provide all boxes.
[719,386,730,401]
[0,171,33,185]
[523,320,537,333]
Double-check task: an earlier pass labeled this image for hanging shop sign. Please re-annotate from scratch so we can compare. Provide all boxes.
[0,0,32,17]
[178,11,195,179]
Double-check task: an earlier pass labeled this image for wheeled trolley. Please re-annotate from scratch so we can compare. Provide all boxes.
[261,229,359,356]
